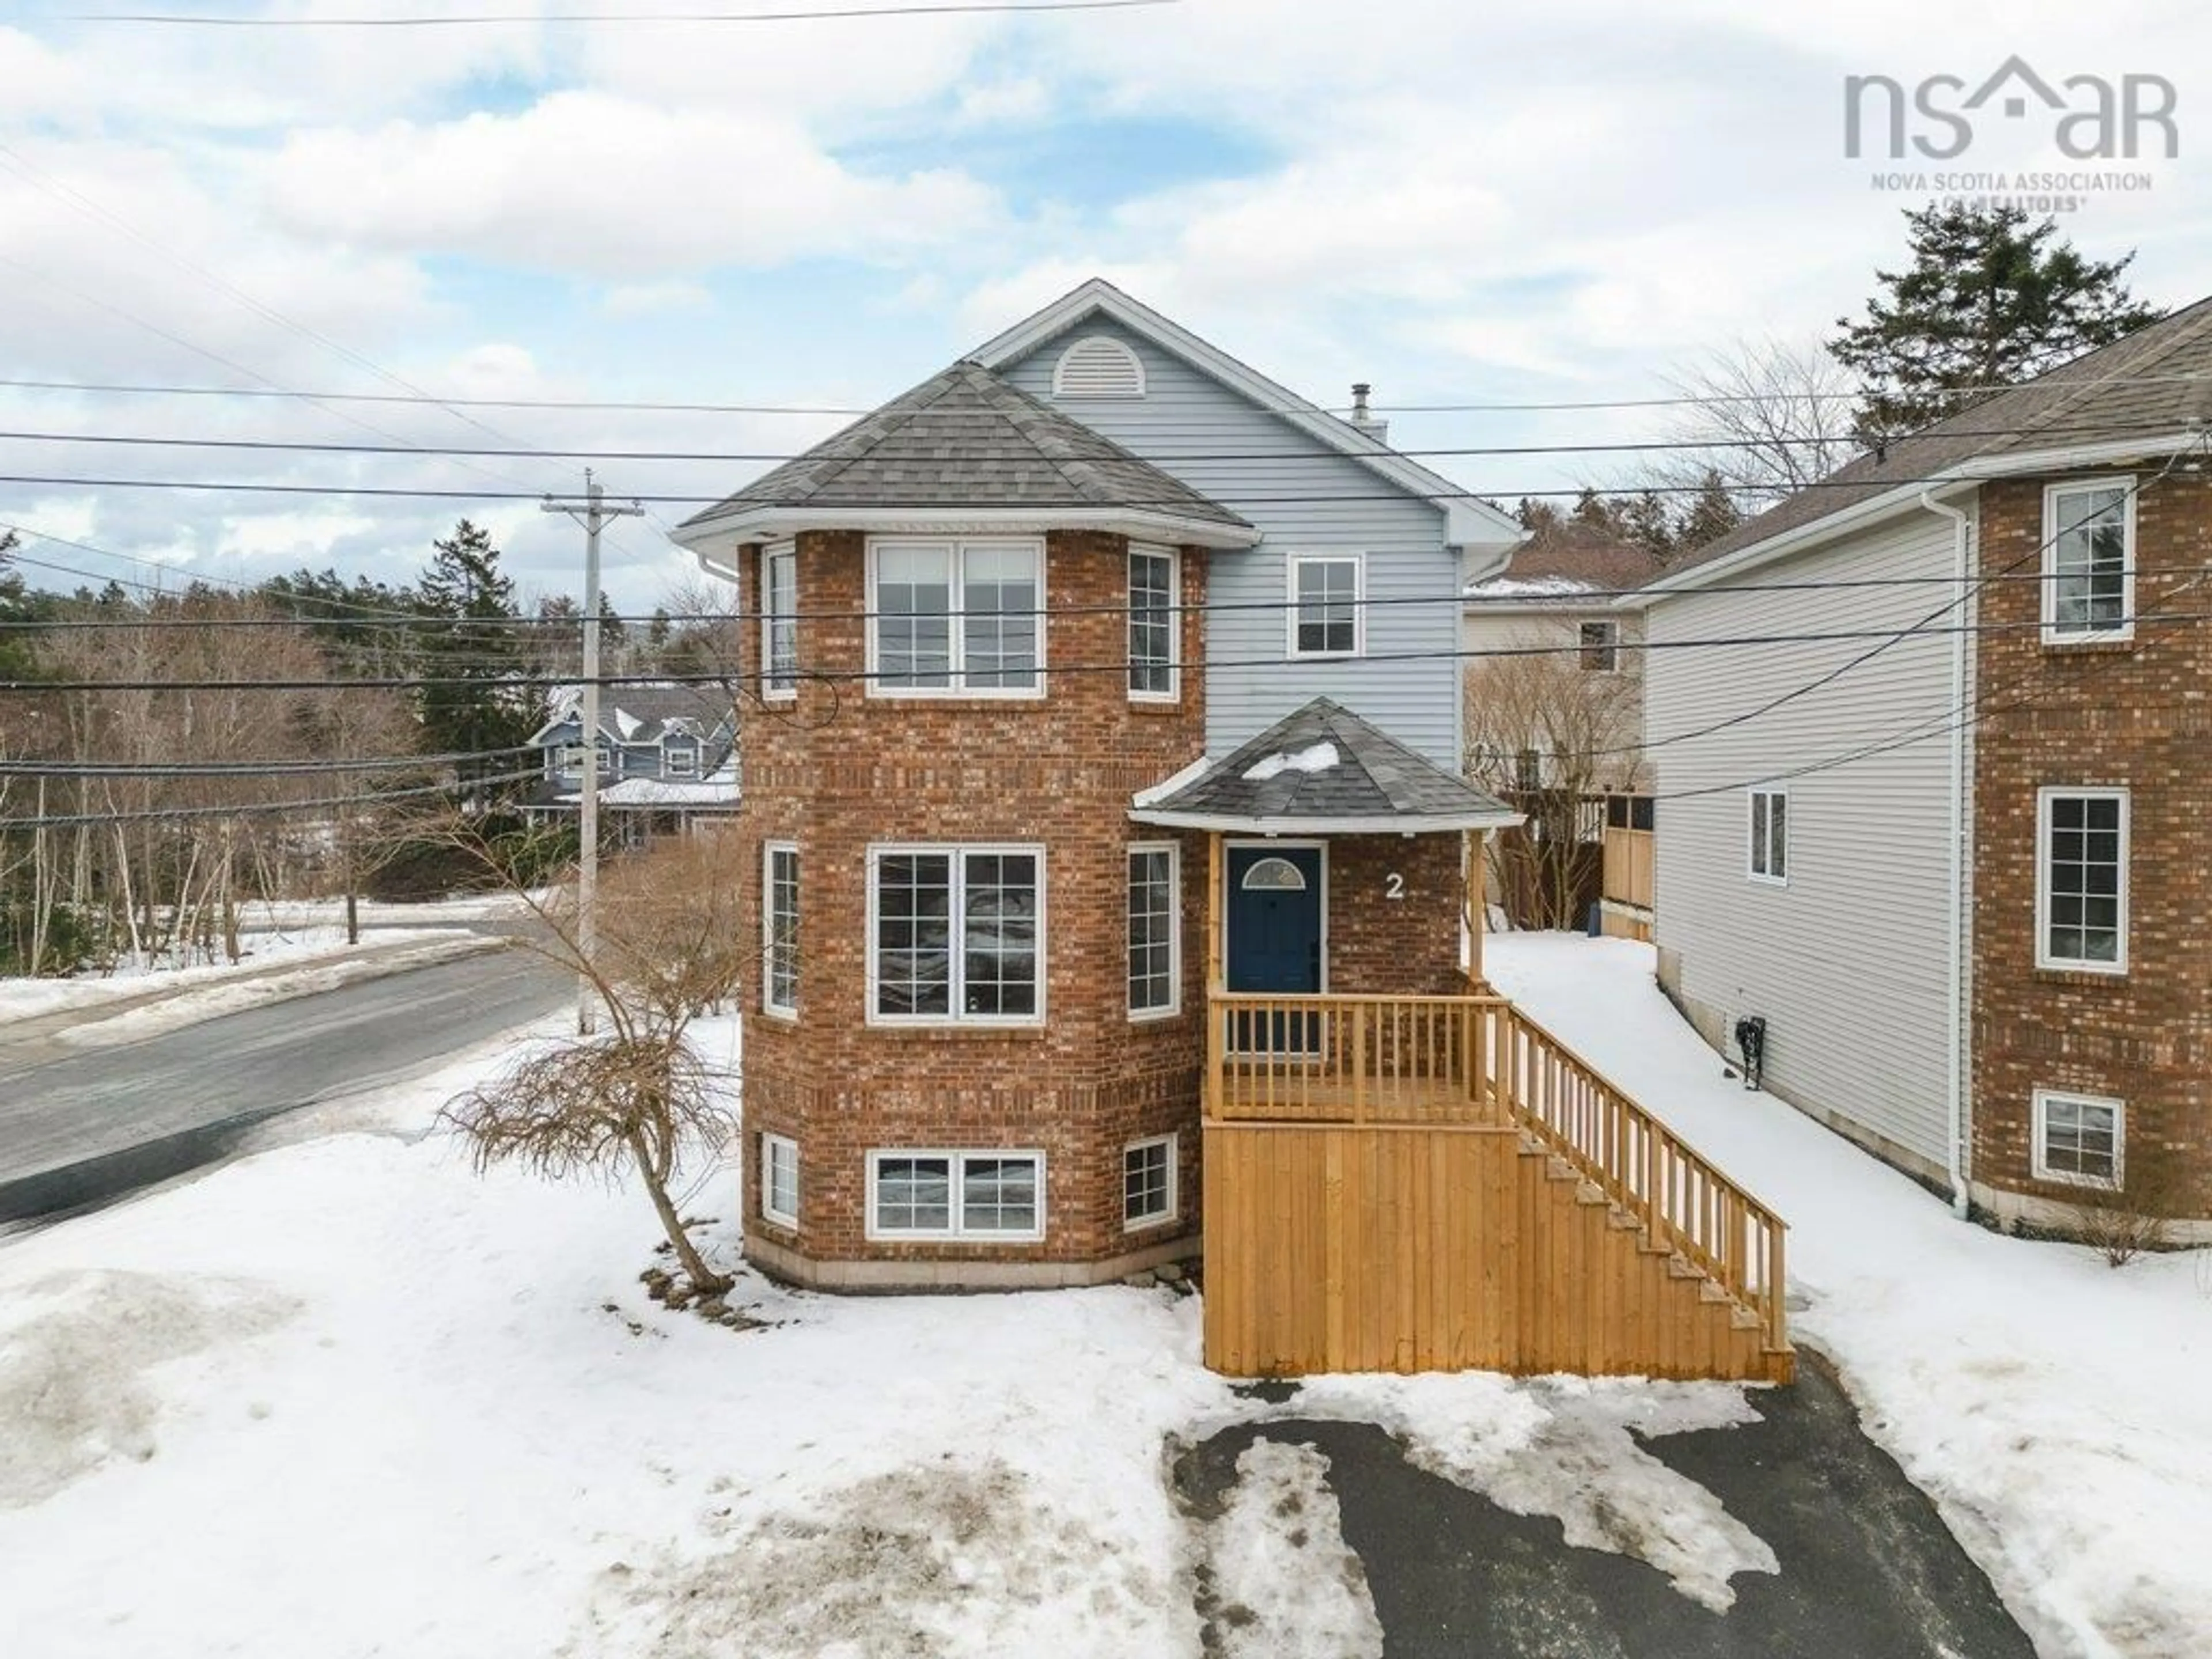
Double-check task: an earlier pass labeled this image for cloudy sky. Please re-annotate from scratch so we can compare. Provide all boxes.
[1,0,2206,610]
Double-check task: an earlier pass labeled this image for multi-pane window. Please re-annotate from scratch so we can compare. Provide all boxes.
[760,1132,800,1227]
[2038,789,2128,971]
[2033,1090,2123,1188]
[870,539,1041,694]
[1123,1136,1176,1229]
[1748,789,1788,883]
[1289,555,1362,657]
[556,743,609,778]
[1127,844,1180,1017]
[762,542,798,697]
[1580,619,1619,672]
[1128,546,1179,700]
[2044,482,2134,641]
[664,743,698,778]
[764,842,800,1016]
[868,1151,1044,1239]
[870,846,1043,1022]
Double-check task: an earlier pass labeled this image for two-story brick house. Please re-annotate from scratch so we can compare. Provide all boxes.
[674,282,1794,1382]
[1642,295,2212,1238]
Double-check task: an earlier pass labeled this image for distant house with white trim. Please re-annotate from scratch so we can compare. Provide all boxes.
[524,683,739,844]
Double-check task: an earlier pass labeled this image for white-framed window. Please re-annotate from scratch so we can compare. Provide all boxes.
[555,742,609,779]
[1128,544,1180,702]
[2037,787,2128,972]
[762,540,798,698]
[866,1150,1046,1241]
[1747,788,1788,884]
[1051,334,1145,399]
[760,1132,800,1227]
[1579,619,1619,672]
[867,538,1043,697]
[1127,843,1181,1018]
[2032,1089,2123,1190]
[1123,1135,1177,1230]
[1287,554,1364,658]
[868,844,1044,1024]
[763,840,800,1017]
[664,743,698,778]
[2042,479,2134,643]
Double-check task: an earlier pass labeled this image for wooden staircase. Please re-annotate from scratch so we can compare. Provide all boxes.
[1202,993,1794,1383]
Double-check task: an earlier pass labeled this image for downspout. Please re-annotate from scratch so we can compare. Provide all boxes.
[1919,490,1974,1220]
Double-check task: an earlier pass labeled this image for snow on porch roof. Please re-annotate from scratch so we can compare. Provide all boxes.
[1130,698,1523,835]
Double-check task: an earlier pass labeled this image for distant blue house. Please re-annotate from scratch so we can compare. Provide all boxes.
[524,683,739,844]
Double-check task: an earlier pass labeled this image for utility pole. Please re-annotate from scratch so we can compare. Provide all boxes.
[542,469,643,1034]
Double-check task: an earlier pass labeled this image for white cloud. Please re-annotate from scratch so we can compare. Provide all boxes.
[601,280,714,319]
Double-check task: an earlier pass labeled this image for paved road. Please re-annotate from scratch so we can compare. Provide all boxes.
[1178,1355,2037,1657]
[0,946,569,1224]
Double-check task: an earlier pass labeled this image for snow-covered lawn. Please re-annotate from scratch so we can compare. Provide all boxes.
[1487,933,2212,1659]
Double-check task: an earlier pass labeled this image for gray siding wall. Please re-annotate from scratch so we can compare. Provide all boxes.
[1647,506,1972,1172]
[536,716,695,781]
[998,319,1461,766]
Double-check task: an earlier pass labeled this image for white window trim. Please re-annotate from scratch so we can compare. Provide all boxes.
[663,743,699,778]
[762,840,800,1018]
[2031,1088,2125,1191]
[1579,618,1620,673]
[1051,334,1146,398]
[556,741,609,779]
[1285,552,1366,660]
[865,1149,1048,1243]
[1127,841,1183,1021]
[865,843,1048,1028]
[760,540,798,702]
[2035,786,2130,974]
[1747,787,1789,887]
[2040,478,2136,645]
[1122,1134,1179,1232]
[759,1132,800,1228]
[863,536,1047,700]
[1127,543,1181,704]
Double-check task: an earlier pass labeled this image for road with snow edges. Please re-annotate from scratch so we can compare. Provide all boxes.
[0,945,567,1224]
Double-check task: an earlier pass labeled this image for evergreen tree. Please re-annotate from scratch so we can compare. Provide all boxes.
[417,520,531,802]
[1831,202,2164,441]
[1675,470,1744,555]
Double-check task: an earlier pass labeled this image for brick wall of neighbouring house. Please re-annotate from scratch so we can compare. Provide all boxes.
[1971,468,2212,1223]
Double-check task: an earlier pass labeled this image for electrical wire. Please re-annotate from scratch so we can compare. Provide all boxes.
[65,0,1179,25]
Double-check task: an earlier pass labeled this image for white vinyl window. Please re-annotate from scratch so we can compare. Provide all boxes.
[1127,843,1181,1018]
[869,845,1044,1024]
[762,541,798,698]
[1748,789,1788,884]
[664,743,698,778]
[1288,554,1364,658]
[1128,545,1180,701]
[760,1132,800,1227]
[867,1150,1045,1241]
[2037,788,2128,972]
[2032,1090,2123,1190]
[1580,619,1619,672]
[556,742,609,778]
[763,841,800,1016]
[868,538,1042,696]
[1123,1135,1177,1230]
[2043,480,2134,643]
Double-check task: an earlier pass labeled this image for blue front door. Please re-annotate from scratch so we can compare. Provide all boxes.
[1226,846,1323,1054]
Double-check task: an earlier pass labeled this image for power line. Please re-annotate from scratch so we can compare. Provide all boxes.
[64,1,1177,25]
[0,745,540,779]
[0,764,552,830]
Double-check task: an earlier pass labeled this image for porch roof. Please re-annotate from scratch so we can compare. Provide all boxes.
[1130,698,1523,835]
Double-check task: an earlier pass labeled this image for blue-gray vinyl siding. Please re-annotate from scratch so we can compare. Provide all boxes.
[535,717,703,783]
[997,319,1461,767]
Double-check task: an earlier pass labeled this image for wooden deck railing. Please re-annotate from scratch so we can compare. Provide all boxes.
[1207,991,1788,1352]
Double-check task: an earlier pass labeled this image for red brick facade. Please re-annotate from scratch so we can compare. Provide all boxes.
[1970,468,2212,1223]
[723,526,1475,1285]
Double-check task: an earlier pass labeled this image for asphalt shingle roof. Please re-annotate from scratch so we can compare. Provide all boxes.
[1666,295,2212,575]
[1139,698,1519,828]
[678,360,1249,531]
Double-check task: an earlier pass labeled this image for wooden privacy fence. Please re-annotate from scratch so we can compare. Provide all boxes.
[1205,992,1790,1381]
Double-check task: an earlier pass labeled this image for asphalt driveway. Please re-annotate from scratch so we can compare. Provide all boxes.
[1176,1353,2036,1658]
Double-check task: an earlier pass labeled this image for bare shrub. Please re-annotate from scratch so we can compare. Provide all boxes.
[2073,1150,2191,1268]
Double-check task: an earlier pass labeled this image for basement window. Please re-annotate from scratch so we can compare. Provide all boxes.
[2033,1090,2123,1189]
[760,1132,800,1228]
[868,1151,1046,1240]
[1123,1135,1177,1230]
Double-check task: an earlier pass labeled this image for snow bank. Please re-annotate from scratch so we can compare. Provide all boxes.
[1487,933,2212,1658]
[1200,1440,1382,1658]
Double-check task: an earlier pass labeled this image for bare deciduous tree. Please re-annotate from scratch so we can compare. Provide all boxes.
[1648,338,1866,508]
[440,829,747,1297]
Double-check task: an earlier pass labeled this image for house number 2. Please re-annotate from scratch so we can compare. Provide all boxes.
[1385,872,1406,901]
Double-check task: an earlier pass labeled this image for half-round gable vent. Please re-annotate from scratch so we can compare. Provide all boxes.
[1051,334,1146,398]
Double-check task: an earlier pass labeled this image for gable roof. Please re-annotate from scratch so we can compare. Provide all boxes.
[1653,295,2212,591]
[1130,697,1521,834]
[969,278,1526,558]
[1466,522,1661,605]
[531,683,738,750]
[672,359,1257,551]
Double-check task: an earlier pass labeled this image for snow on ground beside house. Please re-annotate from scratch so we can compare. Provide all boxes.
[0,1000,1788,1659]
[1201,1439,1384,1658]
[1487,931,2212,1659]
